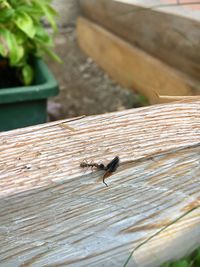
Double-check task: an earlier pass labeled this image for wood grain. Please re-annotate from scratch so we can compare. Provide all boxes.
[0,100,200,266]
[77,17,199,104]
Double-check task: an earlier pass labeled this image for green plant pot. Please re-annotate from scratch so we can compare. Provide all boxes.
[0,59,59,131]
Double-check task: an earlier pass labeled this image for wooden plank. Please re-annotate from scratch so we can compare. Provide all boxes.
[0,100,200,266]
[77,17,199,104]
[80,0,200,81]
[156,94,200,103]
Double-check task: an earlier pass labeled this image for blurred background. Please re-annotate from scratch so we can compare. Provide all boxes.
[47,0,200,120]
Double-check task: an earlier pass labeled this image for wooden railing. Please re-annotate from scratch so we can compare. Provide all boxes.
[0,99,200,266]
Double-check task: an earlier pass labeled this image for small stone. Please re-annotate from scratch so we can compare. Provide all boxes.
[87,57,93,64]
[83,73,90,79]
[79,64,87,72]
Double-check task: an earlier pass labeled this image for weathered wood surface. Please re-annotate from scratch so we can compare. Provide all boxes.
[77,17,199,103]
[80,0,200,81]
[0,100,200,267]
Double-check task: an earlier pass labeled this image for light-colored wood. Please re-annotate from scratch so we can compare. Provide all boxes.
[77,17,199,104]
[80,0,200,81]
[0,100,200,266]
[155,92,200,104]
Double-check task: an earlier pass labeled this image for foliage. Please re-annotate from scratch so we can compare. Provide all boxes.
[161,247,200,267]
[0,0,61,85]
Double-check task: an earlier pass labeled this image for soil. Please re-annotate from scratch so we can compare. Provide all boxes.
[46,27,145,121]
[0,60,22,89]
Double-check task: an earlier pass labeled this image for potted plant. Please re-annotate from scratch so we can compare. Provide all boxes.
[0,0,61,131]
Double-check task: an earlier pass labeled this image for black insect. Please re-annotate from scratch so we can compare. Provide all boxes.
[80,156,120,187]
[102,156,120,186]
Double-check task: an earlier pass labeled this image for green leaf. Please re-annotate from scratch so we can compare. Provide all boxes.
[0,28,24,65]
[41,45,62,63]
[0,30,8,56]
[171,260,189,267]
[15,30,27,45]
[15,12,36,38]
[0,1,10,9]
[35,26,53,46]
[44,3,58,22]
[16,4,43,17]
[34,1,58,31]
[161,260,189,267]
[194,248,200,264]
[7,32,24,65]
[0,43,7,57]
[0,0,60,85]
[0,7,14,22]
[22,64,34,85]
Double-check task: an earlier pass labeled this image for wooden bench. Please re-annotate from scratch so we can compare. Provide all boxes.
[0,99,200,266]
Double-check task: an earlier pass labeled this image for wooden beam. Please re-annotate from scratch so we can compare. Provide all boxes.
[156,93,200,103]
[77,17,199,103]
[80,0,200,81]
[0,99,200,266]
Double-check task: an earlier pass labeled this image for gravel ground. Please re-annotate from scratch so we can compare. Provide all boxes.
[47,27,145,121]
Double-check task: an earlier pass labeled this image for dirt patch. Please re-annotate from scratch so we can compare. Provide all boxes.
[47,27,145,121]
[0,59,22,89]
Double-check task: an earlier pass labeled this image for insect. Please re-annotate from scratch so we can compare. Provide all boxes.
[80,156,120,187]
[80,161,105,170]
[102,156,120,186]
